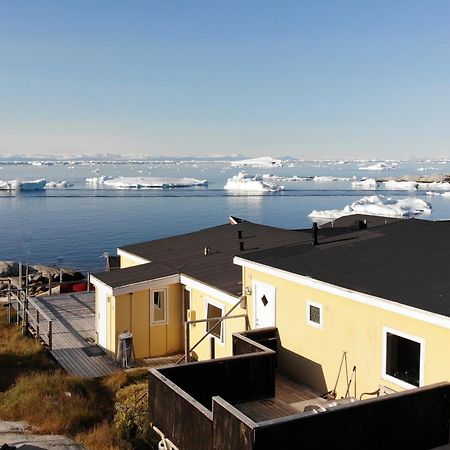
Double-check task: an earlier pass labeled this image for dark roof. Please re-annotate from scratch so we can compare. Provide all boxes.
[241,219,450,317]
[94,221,332,296]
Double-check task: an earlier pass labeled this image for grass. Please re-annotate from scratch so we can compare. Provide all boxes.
[0,306,156,449]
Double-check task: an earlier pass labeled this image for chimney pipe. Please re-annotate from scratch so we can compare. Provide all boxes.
[312,222,319,246]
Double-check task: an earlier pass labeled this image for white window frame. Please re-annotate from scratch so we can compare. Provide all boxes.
[205,298,225,345]
[381,326,425,389]
[151,288,168,325]
[306,300,323,329]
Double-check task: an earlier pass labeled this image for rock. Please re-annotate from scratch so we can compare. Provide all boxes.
[0,262,19,278]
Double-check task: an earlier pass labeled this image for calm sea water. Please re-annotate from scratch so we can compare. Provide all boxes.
[1,159,449,272]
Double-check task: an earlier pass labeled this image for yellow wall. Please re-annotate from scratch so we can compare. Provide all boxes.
[188,287,247,361]
[107,284,183,359]
[120,255,146,268]
[244,267,450,398]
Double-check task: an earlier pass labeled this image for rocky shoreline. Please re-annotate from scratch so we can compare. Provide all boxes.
[0,261,85,297]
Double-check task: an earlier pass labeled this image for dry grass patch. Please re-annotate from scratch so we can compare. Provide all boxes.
[0,306,55,391]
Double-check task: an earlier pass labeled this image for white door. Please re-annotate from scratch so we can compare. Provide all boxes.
[254,281,276,328]
[97,292,107,348]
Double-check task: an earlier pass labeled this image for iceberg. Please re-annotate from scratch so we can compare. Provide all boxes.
[383,180,418,191]
[358,162,392,171]
[231,156,283,168]
[0,179,46,190]
[102,176,208,189]
[224,172,284,192]
[309,195,431,220]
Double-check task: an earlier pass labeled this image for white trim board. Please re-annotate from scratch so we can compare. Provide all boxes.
[180,275,240,306]
[234,256,450,330]
[90,274,180,296]
[117,249,150,265]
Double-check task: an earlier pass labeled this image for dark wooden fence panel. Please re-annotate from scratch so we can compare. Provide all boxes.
[212,397,257,450]
[158,351,276,409]
[236,327,278,354]
[149,370,213,450]
[254,383,450,450]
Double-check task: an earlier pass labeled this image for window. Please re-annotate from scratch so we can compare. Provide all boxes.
[306,301,323,329]
[152,290,167,324]
[382,327,424,388]
[206,301,224,342]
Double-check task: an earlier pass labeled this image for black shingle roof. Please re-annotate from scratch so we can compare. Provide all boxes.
[93,221,324,296]
[241,219,450,317]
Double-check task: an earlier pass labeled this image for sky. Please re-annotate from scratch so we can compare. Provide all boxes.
[1,1,450,159]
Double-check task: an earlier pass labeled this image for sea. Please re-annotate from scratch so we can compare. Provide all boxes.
[1,158,450,273]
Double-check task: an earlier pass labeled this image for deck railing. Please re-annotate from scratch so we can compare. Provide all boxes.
[5,285,53,350]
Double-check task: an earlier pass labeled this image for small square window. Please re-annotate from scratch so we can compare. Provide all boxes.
[306,301,322,329]
[309,305,321,324]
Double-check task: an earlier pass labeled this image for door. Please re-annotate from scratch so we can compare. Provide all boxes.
[254,281,276,328]
[97,292,107,348]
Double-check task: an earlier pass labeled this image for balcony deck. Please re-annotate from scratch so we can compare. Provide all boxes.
[234,373,323,422]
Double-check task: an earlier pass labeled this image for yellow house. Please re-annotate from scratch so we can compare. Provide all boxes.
[90,217,310,361]
[234,218,450,398]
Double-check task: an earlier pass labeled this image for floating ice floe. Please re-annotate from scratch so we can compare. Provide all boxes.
[352,178,378,190]
[45,181,70,189]
[313,176,354,182]
[86,176,113,184]
[358,162,392,171]
[102,176,208,189]
[0,179,47,190]
[231,156,283,168]
[224,172,284,192]
[417,181,450,190]
[383,180,418,191]
[308,195,432,220]
[426,191,450,198]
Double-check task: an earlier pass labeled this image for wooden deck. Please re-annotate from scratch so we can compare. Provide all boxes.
[28,292,119,377]
[234,374,323,422]
[10,291,183,378]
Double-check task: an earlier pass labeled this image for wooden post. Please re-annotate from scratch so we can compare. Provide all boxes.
[16,291,20,326]
[36,310,40,340]
[48,273,52,296]
[48,320,53,350]
[87,272,90,292]
[184,321,190,363]
[210,336,215,360]
[18,263,22,289]
[7,280,11,323]
[22,292,28,335]
[25,264,29,296]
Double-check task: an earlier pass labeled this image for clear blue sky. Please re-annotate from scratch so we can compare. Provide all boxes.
[1,1,450,159]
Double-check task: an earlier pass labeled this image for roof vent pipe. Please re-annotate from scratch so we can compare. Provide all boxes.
[312,222,319,246]
[204,246,210,256]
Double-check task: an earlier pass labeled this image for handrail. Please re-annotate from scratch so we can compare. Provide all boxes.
[8,287,53,350]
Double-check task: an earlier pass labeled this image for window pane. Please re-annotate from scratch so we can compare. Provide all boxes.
[153,291,166,322]
[207,303,222,339]
[309,305,321,324]
[386,333,420,386]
